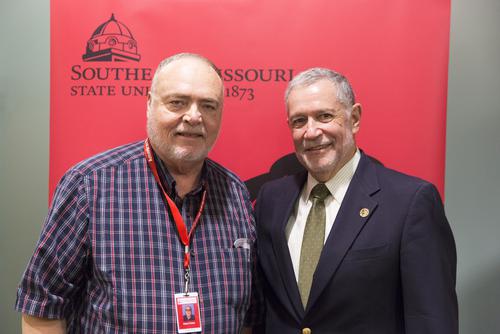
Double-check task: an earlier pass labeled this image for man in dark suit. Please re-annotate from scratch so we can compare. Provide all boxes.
[254,68,458,334]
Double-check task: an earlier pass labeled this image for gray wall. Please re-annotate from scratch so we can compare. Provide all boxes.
[1,0,499,333]
[446,0,500,333]
[1,1,50,333]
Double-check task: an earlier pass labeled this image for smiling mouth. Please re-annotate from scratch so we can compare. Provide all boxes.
[176,132,204,138]
[305,143,331,152]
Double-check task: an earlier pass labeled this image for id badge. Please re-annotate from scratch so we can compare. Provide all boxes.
[174,292,202,333]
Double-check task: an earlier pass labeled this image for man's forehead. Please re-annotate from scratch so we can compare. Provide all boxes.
[158,57,219,79]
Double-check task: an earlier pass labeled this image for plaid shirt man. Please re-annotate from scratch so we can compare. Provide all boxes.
[16,141,260,333]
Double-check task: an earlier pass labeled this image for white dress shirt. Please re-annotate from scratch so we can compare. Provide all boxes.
[285,149,361,282]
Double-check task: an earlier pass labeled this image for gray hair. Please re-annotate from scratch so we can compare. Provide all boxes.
[150,53,221,93]
[285,67,356,108]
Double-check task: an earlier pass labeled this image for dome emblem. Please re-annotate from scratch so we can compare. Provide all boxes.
[82,14,141,62]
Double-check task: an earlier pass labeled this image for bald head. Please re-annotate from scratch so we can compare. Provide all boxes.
[150,53,222,95]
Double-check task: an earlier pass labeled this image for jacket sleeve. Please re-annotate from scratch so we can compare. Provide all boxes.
[244,183,267,330]
[400,182,458,334]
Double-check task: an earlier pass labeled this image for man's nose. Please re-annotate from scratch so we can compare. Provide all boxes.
[303,119,322,139]
[183,103,202,125]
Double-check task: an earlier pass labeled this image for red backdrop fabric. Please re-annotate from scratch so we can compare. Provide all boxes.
[50,0,451,200]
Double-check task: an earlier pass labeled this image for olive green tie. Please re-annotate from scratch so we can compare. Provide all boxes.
[298,183,331,307]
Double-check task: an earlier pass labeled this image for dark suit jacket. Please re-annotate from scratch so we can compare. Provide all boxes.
[255,152,458,334]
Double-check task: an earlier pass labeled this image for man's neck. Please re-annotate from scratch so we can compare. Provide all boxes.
[311,147,358,182]
[163,159,204,198]
[149,141,205,198]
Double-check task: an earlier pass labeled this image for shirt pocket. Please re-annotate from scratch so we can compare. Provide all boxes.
[343,243,389,262]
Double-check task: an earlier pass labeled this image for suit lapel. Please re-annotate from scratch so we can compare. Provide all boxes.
[306,154,380,310]
[270,171,307,320]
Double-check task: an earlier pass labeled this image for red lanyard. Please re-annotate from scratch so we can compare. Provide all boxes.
[144,139,207,270]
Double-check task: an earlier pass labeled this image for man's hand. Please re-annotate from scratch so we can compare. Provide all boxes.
[22,314,66,334]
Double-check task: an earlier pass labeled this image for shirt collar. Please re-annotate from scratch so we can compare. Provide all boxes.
[303,149,361,204]
[152,149,207,199]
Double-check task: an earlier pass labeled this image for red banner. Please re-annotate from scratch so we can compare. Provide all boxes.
[50,0,451,200]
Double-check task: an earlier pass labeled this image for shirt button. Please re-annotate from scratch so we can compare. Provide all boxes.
[302,328,312,334]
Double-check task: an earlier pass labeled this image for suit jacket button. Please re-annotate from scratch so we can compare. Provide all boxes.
[302,328,312,334]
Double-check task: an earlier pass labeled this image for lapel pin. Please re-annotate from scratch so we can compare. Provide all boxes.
[359,208,369,218]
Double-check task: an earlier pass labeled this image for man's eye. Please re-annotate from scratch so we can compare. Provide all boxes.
[318,113,334,122]
[201,103,217,111]
[290,118,306,128]
[168,100,186,109]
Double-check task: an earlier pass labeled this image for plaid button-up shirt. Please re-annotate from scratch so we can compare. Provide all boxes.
[16,141,260,333]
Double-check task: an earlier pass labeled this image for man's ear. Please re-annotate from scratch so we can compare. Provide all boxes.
[147,92,153,115]
[351,103,362,134]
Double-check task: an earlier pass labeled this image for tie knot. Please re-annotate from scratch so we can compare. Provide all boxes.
[310,183,330,201]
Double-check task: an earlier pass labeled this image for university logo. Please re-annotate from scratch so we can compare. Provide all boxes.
[70,13,150,96]
[82,14,141,62]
